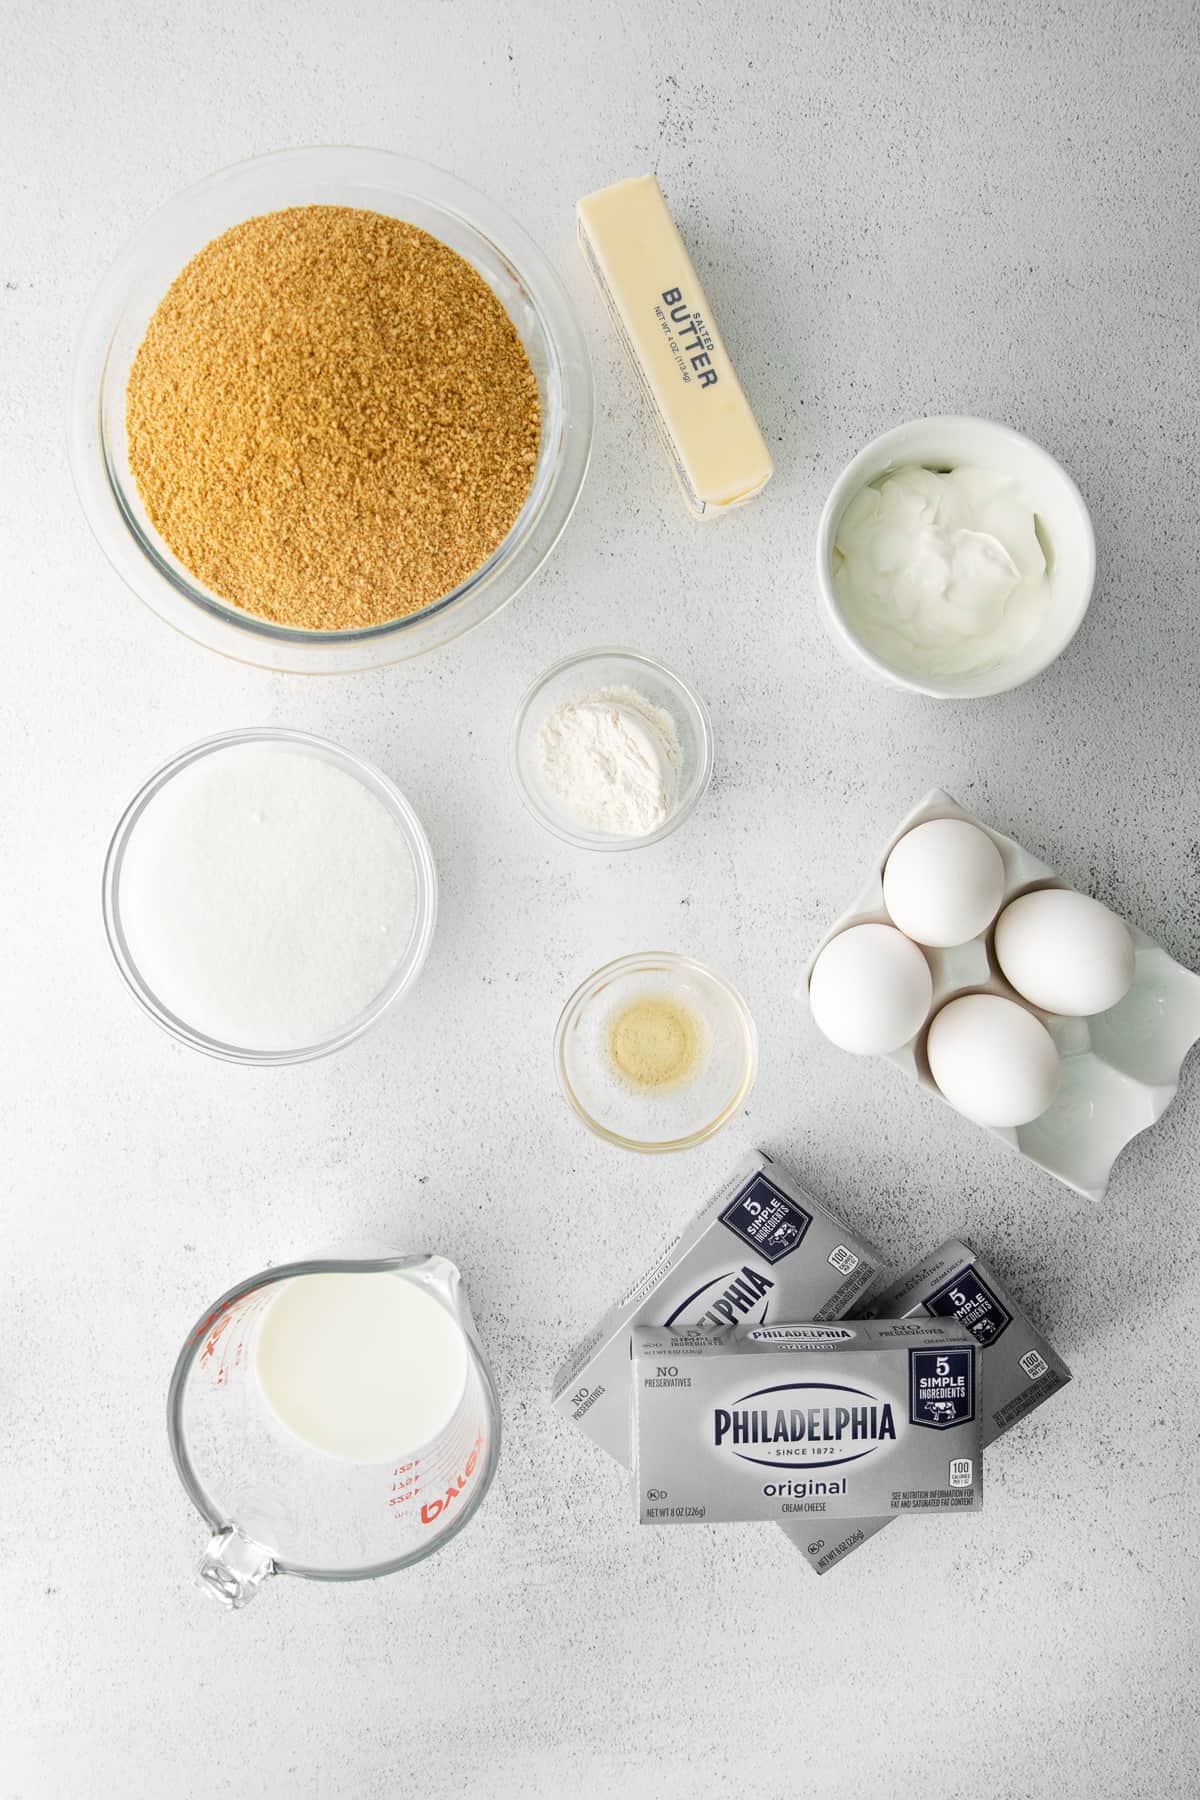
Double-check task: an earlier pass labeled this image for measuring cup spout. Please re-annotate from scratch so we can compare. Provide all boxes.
[196,1526,275,1609]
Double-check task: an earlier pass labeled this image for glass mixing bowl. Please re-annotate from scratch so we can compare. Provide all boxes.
[69,147,593,674]
[102,729,438,1064]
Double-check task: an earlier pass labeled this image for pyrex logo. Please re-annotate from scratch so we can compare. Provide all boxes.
[664,1265,774,1334]
[419,1432,485,1527]
[712,1382,897,1470]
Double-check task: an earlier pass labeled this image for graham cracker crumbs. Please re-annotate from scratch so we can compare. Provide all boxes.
[125,205,542,631]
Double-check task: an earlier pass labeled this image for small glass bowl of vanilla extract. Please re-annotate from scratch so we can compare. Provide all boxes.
[554,952,757,1152]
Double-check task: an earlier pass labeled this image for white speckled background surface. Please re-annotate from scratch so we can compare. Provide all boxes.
[2,2,1199,1795]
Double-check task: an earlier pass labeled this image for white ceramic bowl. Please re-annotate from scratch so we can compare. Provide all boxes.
[815,416,1096,700]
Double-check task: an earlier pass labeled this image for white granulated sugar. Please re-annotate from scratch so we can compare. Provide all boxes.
[537,686,682,836]
[119,743,417,1050]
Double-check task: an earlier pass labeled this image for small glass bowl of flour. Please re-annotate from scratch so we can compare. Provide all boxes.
[103,729,437,1063]
[511,648,714,849]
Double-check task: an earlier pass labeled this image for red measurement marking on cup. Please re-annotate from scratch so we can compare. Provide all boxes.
[387,1457,421,1508]
[199,1290,270,1387]
[199,1313,233,1364]
[192,1300,231,1349]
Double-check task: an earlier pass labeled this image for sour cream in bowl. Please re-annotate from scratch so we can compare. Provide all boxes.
[815,417,1095,700]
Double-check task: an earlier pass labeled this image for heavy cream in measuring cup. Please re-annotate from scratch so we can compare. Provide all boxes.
[833,464,1049,679]
[255,1272,468,1461]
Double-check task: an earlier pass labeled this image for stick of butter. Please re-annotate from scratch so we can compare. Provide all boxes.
[576,174,773,518]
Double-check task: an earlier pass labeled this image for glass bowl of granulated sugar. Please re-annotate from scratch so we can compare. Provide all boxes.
[69,147,593,674]
[103,730,438,1063]
[511,648,715,851]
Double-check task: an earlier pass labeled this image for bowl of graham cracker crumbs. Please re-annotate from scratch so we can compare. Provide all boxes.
[69,147,593,673]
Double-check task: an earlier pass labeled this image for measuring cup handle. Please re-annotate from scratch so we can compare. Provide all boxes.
[196,1527,275,1609]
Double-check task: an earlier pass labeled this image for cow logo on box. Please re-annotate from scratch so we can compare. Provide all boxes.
[909,1346,975,1429]
[719,1174,812,1264]
[922,1265,1012,1345]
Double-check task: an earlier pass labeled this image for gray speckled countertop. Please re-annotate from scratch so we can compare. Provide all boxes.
[2,2,1198,1796]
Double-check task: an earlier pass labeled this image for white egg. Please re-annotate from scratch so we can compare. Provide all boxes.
[994,888,1135,1017]
[808,922,933,1055]
[926,993,1061,1127]
[882,817,1006,947]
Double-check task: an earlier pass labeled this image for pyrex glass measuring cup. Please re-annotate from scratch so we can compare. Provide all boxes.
[167,1253,499,1608]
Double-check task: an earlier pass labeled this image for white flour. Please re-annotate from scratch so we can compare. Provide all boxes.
[537,686,682,835]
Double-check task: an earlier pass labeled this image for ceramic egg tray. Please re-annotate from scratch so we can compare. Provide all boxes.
[802,788,1200,1200]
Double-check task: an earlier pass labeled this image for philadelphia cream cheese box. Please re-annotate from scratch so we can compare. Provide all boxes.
[785,1239,1071,1573]
[551,1151,883,1464]
[632,1319,982,1525]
